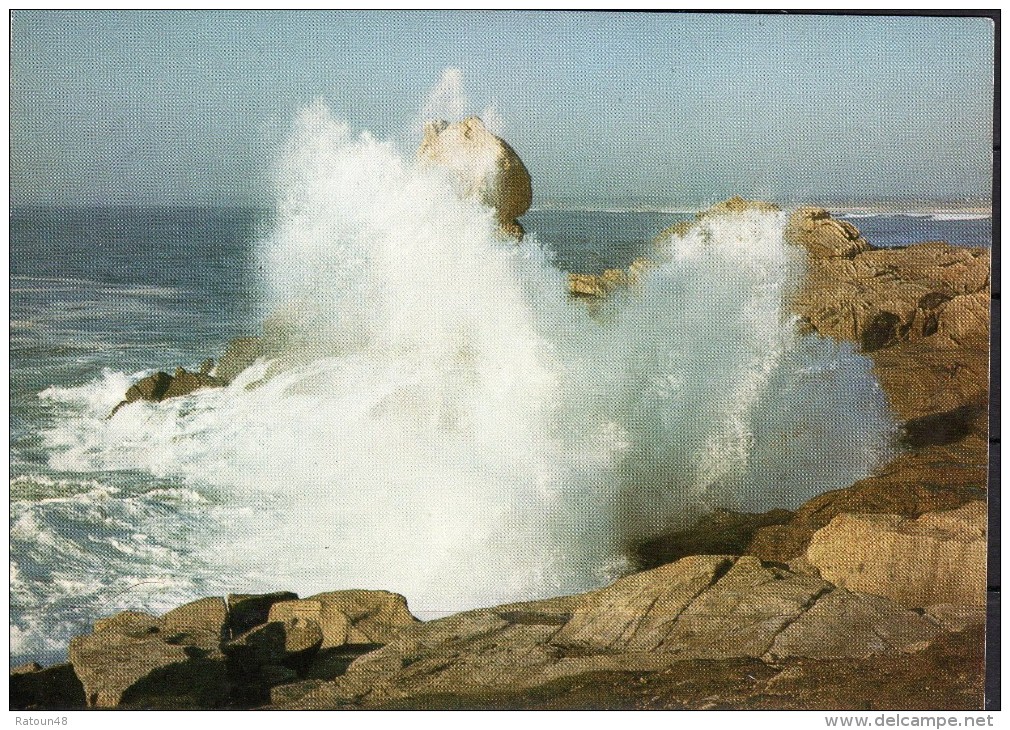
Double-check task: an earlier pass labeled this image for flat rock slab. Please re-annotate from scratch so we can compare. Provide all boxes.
[275,555,954,710]
[806,502,986,608]
[767,589,941,660]
[551,555,733,652]
[655,557,830,659]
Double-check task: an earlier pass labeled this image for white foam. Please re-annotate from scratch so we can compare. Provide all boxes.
[36,100,898,617]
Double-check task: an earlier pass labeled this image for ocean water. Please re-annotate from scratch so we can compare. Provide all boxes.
[9,115,991,667]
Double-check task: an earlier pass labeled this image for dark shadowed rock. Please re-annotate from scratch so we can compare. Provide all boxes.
[224,618,323,668]
[163,367,225,399]
[10,663,86,710]
[227,592,299,637]
[125,371,174,402]
[630,508,794,571]
[110,367,225,416]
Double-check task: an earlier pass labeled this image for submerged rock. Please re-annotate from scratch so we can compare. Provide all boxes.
[110,367,225,416]
[418,116,532,239]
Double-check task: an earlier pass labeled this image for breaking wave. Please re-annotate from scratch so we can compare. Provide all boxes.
[35,99,897,619]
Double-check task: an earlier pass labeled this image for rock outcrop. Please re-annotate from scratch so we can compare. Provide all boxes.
[577,201,990,615]
[267,591,419,649]
[273,556,955,710]
[108,328,281,417]
[54,589,419,709]
[418,117,532,239]
[68,604,230,708]
[805,502,987,608]
[15,554,984,710]
[109,367,226,417]
[785,205,871,259]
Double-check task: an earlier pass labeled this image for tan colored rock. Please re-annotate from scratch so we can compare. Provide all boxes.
[805,502,986,608]
[785,206,870,258]
[656,557,830,659]
[161,597,228,640]
[936,290,991,343]
[418,117,532,239]
[794,241,989,353]
[551,555,734,652]
[11,662,43,675]
[69,609,227,708]
[924,603,988,632]
[276,555,960,710]
[266,591,417,662]
[269,599,349,648]
[766,589,941,659]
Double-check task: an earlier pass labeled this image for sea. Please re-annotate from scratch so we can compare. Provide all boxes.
[9,144,992,667]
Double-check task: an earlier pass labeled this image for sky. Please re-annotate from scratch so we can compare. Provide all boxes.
[10,10,996,208]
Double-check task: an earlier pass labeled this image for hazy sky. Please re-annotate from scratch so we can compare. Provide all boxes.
[11,10,995,208]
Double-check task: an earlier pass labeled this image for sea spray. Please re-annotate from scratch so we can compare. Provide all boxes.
[34,100,897,621]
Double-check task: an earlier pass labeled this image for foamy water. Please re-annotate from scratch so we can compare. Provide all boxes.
[20,99,897,641]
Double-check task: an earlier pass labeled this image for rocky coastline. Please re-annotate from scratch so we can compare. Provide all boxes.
[12,123,991,711]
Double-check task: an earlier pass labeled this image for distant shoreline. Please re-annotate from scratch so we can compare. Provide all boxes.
[528,202,993,218]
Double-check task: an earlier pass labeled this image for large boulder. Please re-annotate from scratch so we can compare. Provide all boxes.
[267,590,419,648]
[418,117,532,239]
[227,591,299,636]
[785,206,870,259]
[805,502,987,608]
[68,603,229,708]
